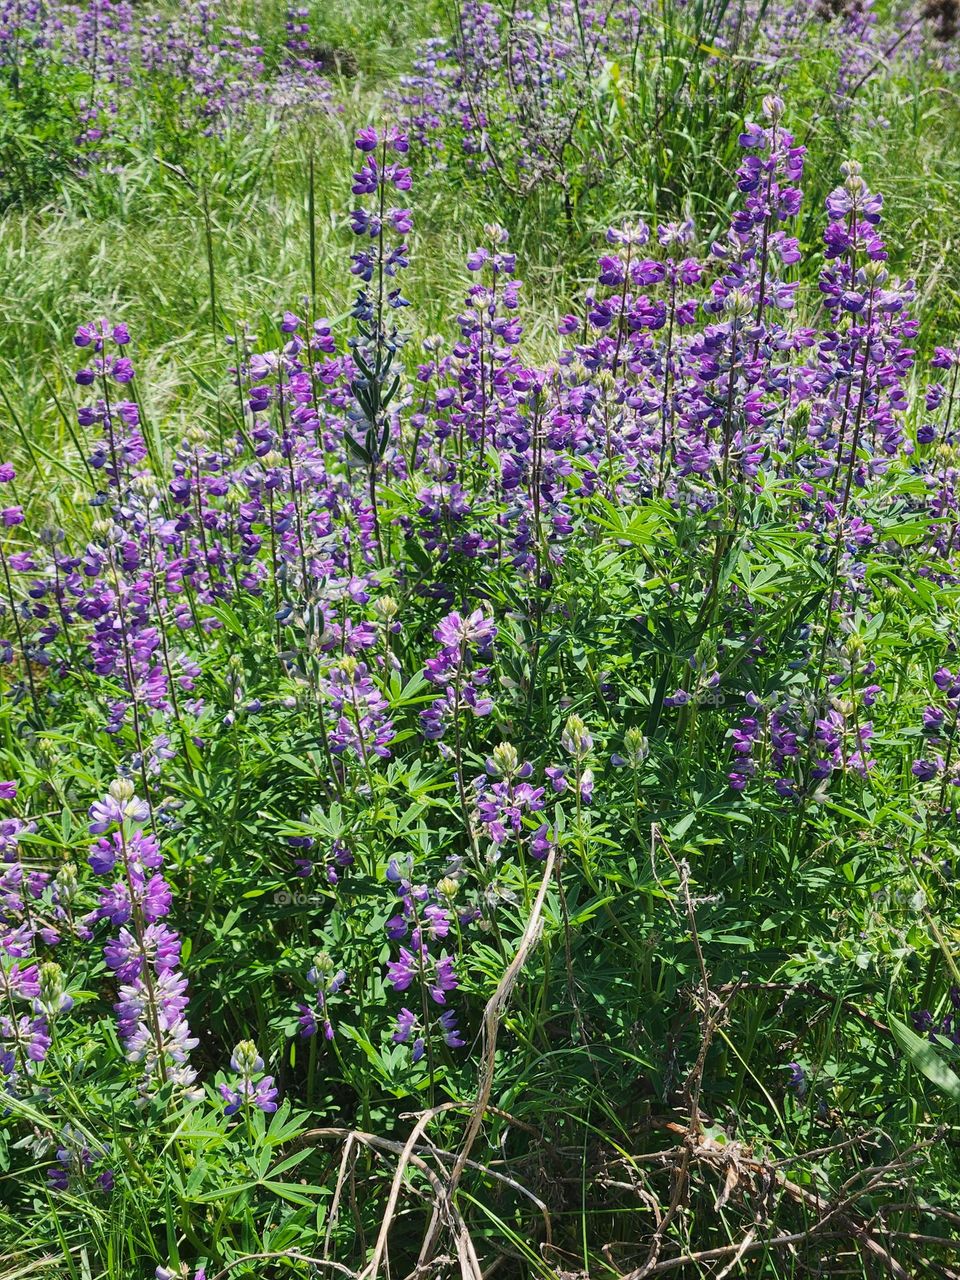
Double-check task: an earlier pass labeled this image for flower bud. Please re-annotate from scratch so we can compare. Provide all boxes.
[490,742,520,777]
[230,1039,264,1078]
[108,777,136,805]
[789,401,811,430]
[561,714,593,760]
[862,259,888,287]
[374,595,399,623]
[844,634,865,661]
[55,862,78,903]
[437,875,459,900]
[693,636,717,674]
[38,962,69,1016]
[842,160,866,196]
[623,727,649,767]
[131,472,160,497]
[39,962,64,1002]
[724,288,753,320]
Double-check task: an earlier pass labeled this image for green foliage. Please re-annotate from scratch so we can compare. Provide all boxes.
[0,52,89,210]
[3,1,960,1277]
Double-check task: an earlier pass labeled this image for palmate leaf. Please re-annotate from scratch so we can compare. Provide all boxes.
[888,1014,960,1103]
[190,1177,259,1203]
[260,1178,327,1207]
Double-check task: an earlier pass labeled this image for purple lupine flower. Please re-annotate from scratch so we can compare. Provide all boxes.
[47,1125,113,1196]
[474,747,546,847]
[385,946,419,993]
[785,1062,807,1100]
[433,609,497,653]
[420,609,497,743]
[393,1007,425,1062]
[88,779,150,834]
[104,922,181,981]
[439,1008,465,1048]
[299,956,346,1040]
[220,1039,278,1114]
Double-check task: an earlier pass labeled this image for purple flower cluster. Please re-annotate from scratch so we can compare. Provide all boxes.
[1,0,337,172]
[420,609,496,745]
[394,0,953,197]
[323,657,396,763]
[473,744,546,851]
[84,780,198,1098]
[298,955,347,1040]
[218,1039,278,1115]
[0,785,70,1095]
[47,1123,114,1194]
[0,97,946,839]
[0,90,923,840]
[384,858,465,1062]
[912,667,960,796]
[912,987,960,1046]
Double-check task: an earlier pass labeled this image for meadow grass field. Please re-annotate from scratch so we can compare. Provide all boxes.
[5,1,960,1276]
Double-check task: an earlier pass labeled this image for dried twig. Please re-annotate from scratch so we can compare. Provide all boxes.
[206,1252,359,1280]
[417,843,559,1270]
